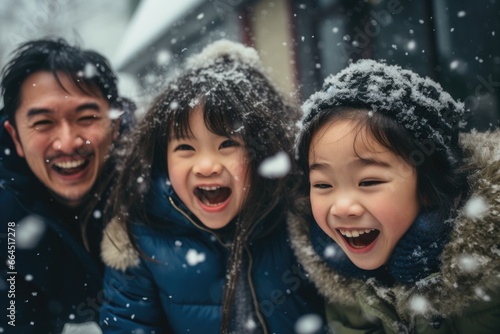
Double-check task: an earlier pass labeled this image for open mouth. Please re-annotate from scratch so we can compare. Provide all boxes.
[52,159,90,175]
[338,229,380,249]
[194,186,232,207]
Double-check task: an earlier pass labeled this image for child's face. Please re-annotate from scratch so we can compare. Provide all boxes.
[167,105,250,229]
[308,119,420,270]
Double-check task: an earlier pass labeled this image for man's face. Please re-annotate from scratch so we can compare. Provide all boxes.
[4,71,117,207]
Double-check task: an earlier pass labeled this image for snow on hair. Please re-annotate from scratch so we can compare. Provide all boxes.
[185,39,262,71]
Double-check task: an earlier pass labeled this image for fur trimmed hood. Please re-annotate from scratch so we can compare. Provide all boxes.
[288,130,500,320]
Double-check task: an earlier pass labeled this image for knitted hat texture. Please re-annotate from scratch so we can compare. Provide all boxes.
[301,59,467,162]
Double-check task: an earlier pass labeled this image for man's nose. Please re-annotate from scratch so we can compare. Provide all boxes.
[52,124,84,153]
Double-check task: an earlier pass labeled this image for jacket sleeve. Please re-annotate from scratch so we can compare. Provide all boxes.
[99,261,170,333]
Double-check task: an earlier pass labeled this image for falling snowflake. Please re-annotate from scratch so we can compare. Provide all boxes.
[294,313,323,334]
[186,249,206,266]
[156,50,171,65]
[93,210,102,219]
[457,254,480,272]
[409,295,429,313]
[109,108,124,120]
[464,196,489,218]
[16,216,46,249]
[258,151,291,178]
[244,318,257,330]
[324,245,336,258]
[407,40,416,51]
[83,63,97,78]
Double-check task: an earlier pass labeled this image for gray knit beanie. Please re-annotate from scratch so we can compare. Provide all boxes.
[300,59,467,163]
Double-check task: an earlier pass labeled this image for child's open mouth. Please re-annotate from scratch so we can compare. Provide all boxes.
[338,229,380,249]
[52,159,90,176]
[195,186,232,207]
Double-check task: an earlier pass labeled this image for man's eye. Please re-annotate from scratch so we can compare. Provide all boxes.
[32,120,52,129]
[174,144,194,151]
[220,139,240,149]
[79,115,98,124]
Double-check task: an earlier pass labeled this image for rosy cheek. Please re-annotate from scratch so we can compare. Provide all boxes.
[310,197,324,223]
[228,161,248,182]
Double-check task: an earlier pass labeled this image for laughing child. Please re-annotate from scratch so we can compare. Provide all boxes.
[99,40,325,334]
[289,59,500,333]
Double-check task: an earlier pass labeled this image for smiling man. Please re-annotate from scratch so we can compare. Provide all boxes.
[0,38,134,333]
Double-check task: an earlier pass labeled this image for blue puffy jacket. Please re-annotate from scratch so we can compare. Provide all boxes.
[100,172,326,333]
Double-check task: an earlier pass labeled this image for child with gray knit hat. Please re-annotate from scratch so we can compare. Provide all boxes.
[288,59,500,333]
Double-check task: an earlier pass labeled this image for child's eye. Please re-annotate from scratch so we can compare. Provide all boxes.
[220,139,240,149]
[359,180,383,187]
[174,144,194,151]
[312,183,332,189]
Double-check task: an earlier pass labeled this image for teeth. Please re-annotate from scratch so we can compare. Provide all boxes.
[339,229,375,238]
[198,186,221,191]
[53,159,85,169]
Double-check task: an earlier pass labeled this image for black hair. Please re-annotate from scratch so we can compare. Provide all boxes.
[106,53,299,333]
[1,38,119,127]
[295,106,471,222]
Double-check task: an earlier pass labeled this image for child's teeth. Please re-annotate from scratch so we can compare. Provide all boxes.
[339,229,375,238]
[199,186,220,191]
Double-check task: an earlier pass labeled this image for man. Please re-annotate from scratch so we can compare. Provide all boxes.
[0,38,134,333]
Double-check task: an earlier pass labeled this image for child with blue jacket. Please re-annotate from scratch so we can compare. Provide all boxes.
[99,40,325,334]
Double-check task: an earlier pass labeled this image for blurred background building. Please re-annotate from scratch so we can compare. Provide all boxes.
[1,0,499,129]
[114,0,500,129]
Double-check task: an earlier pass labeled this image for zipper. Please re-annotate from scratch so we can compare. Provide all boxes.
[245,245,268,334]
[169,195,277,333]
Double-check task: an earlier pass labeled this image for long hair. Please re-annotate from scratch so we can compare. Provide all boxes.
[106,53,299,332]
[294,106,471,222]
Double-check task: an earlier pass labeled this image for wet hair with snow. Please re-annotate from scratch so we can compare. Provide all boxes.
[295,60,471,222]
[107,40,299,333]
[1,38,120,127]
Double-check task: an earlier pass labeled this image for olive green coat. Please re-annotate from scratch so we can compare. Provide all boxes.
[288,131,500,334]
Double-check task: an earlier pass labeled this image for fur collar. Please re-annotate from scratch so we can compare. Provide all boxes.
[288,130,500,319]
[101,218,140,271]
